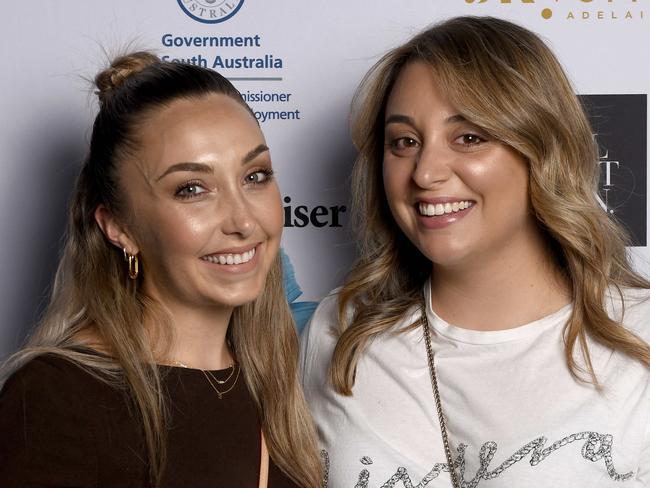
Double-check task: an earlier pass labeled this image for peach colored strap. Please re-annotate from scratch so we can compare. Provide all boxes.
[258,430,269,488]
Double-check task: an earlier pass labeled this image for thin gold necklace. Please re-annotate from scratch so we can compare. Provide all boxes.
[203,363,236,384]
[201,364,240,400]
[172,360,240,400]
[421,300,461,488]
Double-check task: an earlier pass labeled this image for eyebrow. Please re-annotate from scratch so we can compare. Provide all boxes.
[243,144,270,164]
[155,144,270,181]
[156,162,213,181]
[384,113,467,127]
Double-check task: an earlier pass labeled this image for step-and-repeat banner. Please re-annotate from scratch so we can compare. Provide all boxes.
[1,1,647,356]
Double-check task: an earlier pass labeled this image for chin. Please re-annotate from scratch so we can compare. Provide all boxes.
[210,282,267,308]
[216,297,259,308]
[418,243,474,269]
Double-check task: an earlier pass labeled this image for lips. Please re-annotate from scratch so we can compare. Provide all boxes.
[414,198,476,230]
[200,244,257,266]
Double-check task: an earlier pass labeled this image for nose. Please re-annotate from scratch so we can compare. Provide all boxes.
[220,188,256,239]
[411,143,454,189]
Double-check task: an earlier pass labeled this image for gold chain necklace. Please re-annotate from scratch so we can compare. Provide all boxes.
[205,363,236,384]
[172,360,241,400]
[421,303,462,488]
[201,364,240,400]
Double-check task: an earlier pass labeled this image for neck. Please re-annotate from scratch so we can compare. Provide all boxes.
[147,294,235,370]
[430,231,571,332]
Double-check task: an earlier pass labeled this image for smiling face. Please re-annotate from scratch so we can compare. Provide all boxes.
[383,61,540,270]
[114,94,282,311]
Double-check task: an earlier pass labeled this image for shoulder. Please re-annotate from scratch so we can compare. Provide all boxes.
[0,353,109,432]
[0,354,106,485]
[1,353,105,400]
[301,287,345,352]
[299,288,345,389]
[605,287,650,343]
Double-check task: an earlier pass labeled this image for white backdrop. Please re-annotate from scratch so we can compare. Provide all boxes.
[1,0,648,357]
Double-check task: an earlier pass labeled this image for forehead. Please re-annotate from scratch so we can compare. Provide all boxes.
[385,61,456,117]
[135,94,263,174]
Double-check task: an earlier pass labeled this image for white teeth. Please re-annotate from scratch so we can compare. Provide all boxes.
[418,201,473,217]
[201,247,256,265]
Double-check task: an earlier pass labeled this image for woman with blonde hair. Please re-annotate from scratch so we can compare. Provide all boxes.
[0,52,321,487]
[301,16,650,487]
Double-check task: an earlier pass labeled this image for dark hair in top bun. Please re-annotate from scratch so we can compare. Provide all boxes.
[94,51,160,105]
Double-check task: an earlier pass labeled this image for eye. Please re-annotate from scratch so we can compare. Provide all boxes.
[389,137,421,153]
[245,169,274,185]
[455,134,486,147]
[175,181,207,199]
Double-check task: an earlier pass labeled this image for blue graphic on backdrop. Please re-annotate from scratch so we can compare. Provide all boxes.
[281,248,318,334]
[177,0,244,24]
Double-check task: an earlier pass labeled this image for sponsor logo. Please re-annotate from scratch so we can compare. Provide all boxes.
[582,94,647,246]
[176,0,244,24]
[462,0,645,22]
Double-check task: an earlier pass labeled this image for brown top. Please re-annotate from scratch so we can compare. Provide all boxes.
[0,354,300,488]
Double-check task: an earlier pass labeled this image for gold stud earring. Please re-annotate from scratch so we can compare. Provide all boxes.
[123,248,139,280]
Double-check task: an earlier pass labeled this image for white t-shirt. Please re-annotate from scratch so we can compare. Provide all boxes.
[300,281,650,487]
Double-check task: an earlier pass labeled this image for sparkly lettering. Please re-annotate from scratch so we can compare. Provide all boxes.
[321,431,633,487]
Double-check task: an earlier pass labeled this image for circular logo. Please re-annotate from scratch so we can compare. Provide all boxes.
[177,0,244,24]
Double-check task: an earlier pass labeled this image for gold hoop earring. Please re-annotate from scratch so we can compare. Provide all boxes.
[123,248,139,280]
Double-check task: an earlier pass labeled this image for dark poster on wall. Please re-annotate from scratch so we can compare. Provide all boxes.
[581,94,647,246]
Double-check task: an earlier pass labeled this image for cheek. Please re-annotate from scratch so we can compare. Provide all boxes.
[383,160,413,217]
[253,184,283,241]
[135,204,214,261]
[471,160,530,214]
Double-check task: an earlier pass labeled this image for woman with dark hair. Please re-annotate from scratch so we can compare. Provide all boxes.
[301,16,650,487]
[0,52,321,487]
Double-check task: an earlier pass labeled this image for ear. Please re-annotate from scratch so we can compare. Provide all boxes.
[94,204,139,255]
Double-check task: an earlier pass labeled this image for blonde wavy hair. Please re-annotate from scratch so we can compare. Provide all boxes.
[1,52,321,487]
[331,16,650,395]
